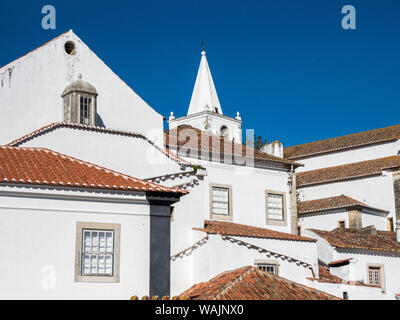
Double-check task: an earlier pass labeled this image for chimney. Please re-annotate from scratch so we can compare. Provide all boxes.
[360,225,377,236]
[261,140,283,158]
[396,220,400,242]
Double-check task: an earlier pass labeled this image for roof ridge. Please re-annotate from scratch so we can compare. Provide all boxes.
[0,30,73,71]
[284,124,400,159]
[214,267,253,300]
[297,155,400,187]
[7,122,192,166]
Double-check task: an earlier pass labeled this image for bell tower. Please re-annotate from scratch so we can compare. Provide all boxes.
[168,49,242,143]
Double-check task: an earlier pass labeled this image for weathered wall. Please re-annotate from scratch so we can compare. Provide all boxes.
[0,30,163,145]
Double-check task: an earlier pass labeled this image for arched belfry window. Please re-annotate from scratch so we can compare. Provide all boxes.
[61,74,98,126]
[220,125,229,138]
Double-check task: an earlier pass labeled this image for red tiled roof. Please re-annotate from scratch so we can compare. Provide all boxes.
[298,195,388,215]
[310,227,400,253]
[328,259,352,267]
[297,156,400,187]
[165,125,301,167]
[284,125,400,160]
[7,122,192,166]
[180,266,340,300]
[0,146,187,194]
[195,220,316,242]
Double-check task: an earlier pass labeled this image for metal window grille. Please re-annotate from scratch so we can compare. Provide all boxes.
[257,263,277,275]
[80,97,92,125]
[212,187,229,215]
[368,267,381,286]
[267,193,283,221]
[81,229,114,276]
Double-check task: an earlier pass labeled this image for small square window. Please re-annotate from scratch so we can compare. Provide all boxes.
[257,264,277,275]
[255,260,279,276]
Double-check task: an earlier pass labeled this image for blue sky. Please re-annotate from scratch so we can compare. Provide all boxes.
[1,0,399,147]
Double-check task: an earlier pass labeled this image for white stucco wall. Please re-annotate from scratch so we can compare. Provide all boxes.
[16,126,186,179]
[331,249,400,300]
[171,233,317,296]
[0,185,152,299]
[299,208,388,232]
[299,173,395,224]
[305,279,385,300]
[0,30,163,145]
[295,140,400,172]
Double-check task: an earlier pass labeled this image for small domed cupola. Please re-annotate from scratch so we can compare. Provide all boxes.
[61,74,98,126]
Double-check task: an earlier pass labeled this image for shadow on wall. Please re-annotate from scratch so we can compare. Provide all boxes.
[96,114,106,128]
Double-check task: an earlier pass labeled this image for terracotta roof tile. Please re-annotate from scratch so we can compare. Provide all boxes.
[310,227,400,253]
[180,266,340,300]
[0,146,187,194]
[165,125,301,167]
[195,220,316,242]
[284,125,400,159]
[298,195,388,215]
[297,156,400,187]
[328,259,352,267]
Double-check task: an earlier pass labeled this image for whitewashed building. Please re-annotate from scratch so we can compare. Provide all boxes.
[1,30,399,300]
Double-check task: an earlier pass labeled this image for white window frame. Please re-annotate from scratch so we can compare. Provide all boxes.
[366,263,385,291]
[210,183,233,221]
[265,190,287,226]
[75,222,121,283]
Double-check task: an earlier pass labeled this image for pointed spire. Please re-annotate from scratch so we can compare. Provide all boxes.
[187,49,222,116]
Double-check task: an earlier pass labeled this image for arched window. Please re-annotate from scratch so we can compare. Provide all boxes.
[220,126,229,138]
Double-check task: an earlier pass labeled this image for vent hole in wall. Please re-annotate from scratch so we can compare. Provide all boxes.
[65,41,76,55]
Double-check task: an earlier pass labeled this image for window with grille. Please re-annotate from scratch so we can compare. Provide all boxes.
[368,267,381,286]
[257,263,277,275]
[63,96,70,122]
[267,193,284,221]
[80,96,92,125]
[81,229,114,276]
[212,186,229,215]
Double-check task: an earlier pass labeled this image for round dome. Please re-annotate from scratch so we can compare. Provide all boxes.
[62,74,97,96]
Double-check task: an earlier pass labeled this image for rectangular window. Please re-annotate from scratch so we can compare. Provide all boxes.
[212,187,229,215]
[267,193,284,220]
[368,267,381,286]
[255,259,279,276]
[265,191,287,226]
[81,229,114,276]
[75,222,120,283]
[80,96,92,125]
[209,183,232,220]
[388,218,394,231]
[63,96,70,122]
[257,263,277,275]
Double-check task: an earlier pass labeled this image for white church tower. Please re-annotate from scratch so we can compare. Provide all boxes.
[168,48,242,143]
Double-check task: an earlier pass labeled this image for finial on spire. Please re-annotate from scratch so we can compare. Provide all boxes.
[201,39,206,55]
[78,73,83,79]
[169,112,175,120]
